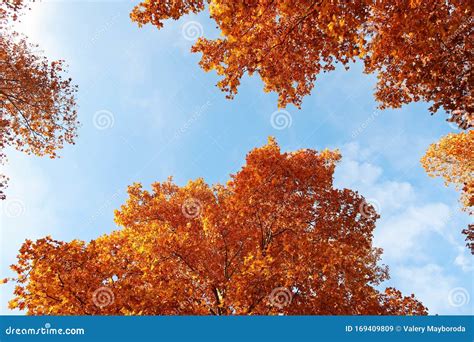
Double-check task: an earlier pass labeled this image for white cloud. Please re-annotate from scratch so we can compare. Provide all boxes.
[370,181,415,215]
[334,142,472,314]
[375,203,451,261]
[394,264,471,315]
[454,246,473,273]
[335,142,415,216]
[335,159,382,187]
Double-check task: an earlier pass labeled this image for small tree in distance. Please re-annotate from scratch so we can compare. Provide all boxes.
[422,130,474,254]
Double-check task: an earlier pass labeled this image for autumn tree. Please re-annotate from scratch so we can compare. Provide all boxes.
[7,139,427,315]
[421,130,474,253]
[366,0,472,129]
[131,0,472,129]
[0,0,78,199]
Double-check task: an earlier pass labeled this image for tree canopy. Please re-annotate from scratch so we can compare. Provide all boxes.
[131,0,472,129]
[0,0,78,199]
[8,139,427,315]
[130,0,473,255]
[422,130,474,253]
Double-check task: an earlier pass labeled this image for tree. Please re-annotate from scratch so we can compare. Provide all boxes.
[131,0,472,129]
[0,0,78,199]
[365,0,472,129]
[421,130,474,253]
[7,138,427,315]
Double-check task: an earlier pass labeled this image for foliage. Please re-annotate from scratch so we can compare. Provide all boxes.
[422,130,474,253]
[8,139,427,315]
[131,0,472,128]
[0,0,78,199]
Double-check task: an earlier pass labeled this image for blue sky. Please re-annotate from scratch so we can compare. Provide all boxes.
[0,1,472,315]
